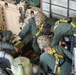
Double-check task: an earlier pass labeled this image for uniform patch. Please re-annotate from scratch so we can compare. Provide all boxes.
[26,21,29,24]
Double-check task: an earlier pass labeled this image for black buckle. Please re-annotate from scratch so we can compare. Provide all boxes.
[67,17,72,24]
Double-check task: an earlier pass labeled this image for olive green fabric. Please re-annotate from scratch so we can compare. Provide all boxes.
[0,42,16,54]
[16,0,40,7]
[51,17,76,47]
[1,30,14,43]
[18,17,56,53]
[29,0,40,7]
[0,30,15,54]
[40,45,72,75]
[0,42,15,50]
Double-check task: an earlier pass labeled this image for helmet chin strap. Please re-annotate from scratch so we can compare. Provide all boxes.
[36,22,43,28]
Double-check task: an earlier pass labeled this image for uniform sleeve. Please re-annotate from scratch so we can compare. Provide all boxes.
[2,30,14,42]
[0,42,15,50]
[61,46,72,60]
[18,19,31,38]
[29,0,40,7]
[51,28,62,46]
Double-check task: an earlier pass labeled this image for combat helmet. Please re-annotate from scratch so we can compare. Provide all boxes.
[35,12,46,28]
[37,35,51,50]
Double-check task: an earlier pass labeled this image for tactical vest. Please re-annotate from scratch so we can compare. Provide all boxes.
[46,48,66,75]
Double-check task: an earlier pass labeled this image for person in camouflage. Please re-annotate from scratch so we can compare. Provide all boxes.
[13,12,57,54]
[37,35,72,75]
[0,30,20,54]
[51,17,76,48]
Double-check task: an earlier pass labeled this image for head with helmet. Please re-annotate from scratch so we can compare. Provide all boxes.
[37,35,51,50]
[34,12,47,28]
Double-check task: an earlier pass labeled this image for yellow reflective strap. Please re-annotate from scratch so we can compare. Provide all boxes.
[54,19,68,31]
[35,23,44,37]
[62,20,76,28]
[54,25,58,31]
[61,41,66,45]
[58,66,60,75]
[52,48,56,53]
[54,53,63,59]
[35,31,40,37]
[59,19,68,23]
[73,34,76,36]
[54,53,58,59]
[55,19,68,25]
[46,49,51,53]
[54,19,76,31]
[40,23,44,31]
[52,48,64,58]
[70,22,76,28]
[58,55,63,58]
[55,20,60,25]
[45,49,53,54]
[46,48,64,59]
[51,48,59,59]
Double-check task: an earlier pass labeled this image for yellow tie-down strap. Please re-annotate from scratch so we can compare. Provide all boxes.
[54,19,76,31]
[58,66,60,75]
[46,48,64,59]
[73,34,76,36]
[73,31,76,36]
[35,23,44,37]
[46,48,64,75]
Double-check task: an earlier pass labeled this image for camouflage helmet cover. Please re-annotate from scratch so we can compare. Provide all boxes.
[35,12,46,27]
[37,35,51,50]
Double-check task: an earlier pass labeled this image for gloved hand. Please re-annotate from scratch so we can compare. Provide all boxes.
[14,47,22,53]
[12,36,21,45]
